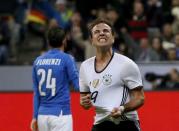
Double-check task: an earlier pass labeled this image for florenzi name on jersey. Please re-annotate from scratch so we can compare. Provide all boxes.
[36,59,61,65]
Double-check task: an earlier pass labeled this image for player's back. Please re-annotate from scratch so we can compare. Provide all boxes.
[33,48,78,116]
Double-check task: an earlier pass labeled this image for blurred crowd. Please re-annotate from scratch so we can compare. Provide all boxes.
[0,0,179,65]
[145,68,179,90]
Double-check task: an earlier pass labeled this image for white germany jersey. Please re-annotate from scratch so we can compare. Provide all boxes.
[79,52,143,124]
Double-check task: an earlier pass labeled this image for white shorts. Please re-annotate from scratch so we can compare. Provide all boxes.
[38,114,73,131]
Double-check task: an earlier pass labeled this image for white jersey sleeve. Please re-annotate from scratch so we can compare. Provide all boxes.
[79,63,90,92]
[122,60,143,89]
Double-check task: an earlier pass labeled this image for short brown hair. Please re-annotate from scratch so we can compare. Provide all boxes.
[88,18,115,38]
[47,27,66,48]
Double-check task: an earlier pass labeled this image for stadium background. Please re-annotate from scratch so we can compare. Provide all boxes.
[0,65,179,131]
[0,0,179,131]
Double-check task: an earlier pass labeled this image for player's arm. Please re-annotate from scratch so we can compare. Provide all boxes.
[123,86,145,112]
[122,60,145,112]
[111,60,145,118]
[111,86,144,118]
[30,66,39,131]
[80,93,92,110]
[79,63,92,110]
[30,118,38,131]
[66,55,79,91]
[31,92,39,131]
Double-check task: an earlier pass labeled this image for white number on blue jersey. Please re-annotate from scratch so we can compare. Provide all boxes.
[37,69,56,96]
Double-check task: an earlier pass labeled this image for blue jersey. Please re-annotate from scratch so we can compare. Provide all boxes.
[32,49,79,119]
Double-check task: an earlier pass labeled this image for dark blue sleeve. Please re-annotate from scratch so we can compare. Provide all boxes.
[32,65,40,119]
[66,55,79,91]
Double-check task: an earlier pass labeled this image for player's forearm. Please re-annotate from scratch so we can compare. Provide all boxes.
[72,79,80,91]
[33,93,40,119]
[123,93,145,113]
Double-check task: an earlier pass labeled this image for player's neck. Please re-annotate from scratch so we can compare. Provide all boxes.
[59,46,64,51]
[50,46,64,52]
[95,48,113,62]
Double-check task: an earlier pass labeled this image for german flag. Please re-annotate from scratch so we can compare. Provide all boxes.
[27,9,47,25]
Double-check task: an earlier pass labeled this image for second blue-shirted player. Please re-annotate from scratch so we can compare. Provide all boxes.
[30,27,79,131]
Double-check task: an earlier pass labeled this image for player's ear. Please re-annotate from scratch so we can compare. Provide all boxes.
[89,36,93,45]
[62,37,66,43]
[62,37,67,48]
[112,32,116,44]
[112,36,115,44]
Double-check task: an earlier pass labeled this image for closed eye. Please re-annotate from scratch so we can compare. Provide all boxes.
[103,29,110,33]
[93,30,100,34]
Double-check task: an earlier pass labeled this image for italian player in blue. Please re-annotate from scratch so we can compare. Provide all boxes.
[30,27,79,131]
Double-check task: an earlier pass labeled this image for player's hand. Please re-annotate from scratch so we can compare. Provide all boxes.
[30,118,38,131]
[110,106,125,118]
[80,94,92,110]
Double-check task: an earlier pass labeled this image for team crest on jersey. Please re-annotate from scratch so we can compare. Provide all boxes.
[102,74,112,86]
[92,79,100,88]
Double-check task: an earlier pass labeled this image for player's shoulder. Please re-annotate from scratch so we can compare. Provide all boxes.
[114,52,136,65]
[61,53,76,63]
[81,56,95,67]
[115,53,139,72]
[66,53,75,61]
[33,53,45,65]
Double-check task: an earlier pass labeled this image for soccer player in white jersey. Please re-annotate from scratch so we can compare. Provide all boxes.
[79,18,145,131]
[30,27,79,131]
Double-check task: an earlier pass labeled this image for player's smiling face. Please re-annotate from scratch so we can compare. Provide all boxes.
[91,23,114,48]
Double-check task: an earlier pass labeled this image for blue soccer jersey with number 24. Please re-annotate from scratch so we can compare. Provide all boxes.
[32,49,79,119]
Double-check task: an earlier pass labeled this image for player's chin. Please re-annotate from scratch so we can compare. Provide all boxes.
[97,42,108,46]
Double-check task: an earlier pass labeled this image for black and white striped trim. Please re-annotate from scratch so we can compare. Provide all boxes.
[120,85,129,120]
[120,85,129,105]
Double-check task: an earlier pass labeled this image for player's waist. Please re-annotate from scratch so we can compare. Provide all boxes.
[40,98,70,105]
[94,110,139,124]
[38,105,71,116]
